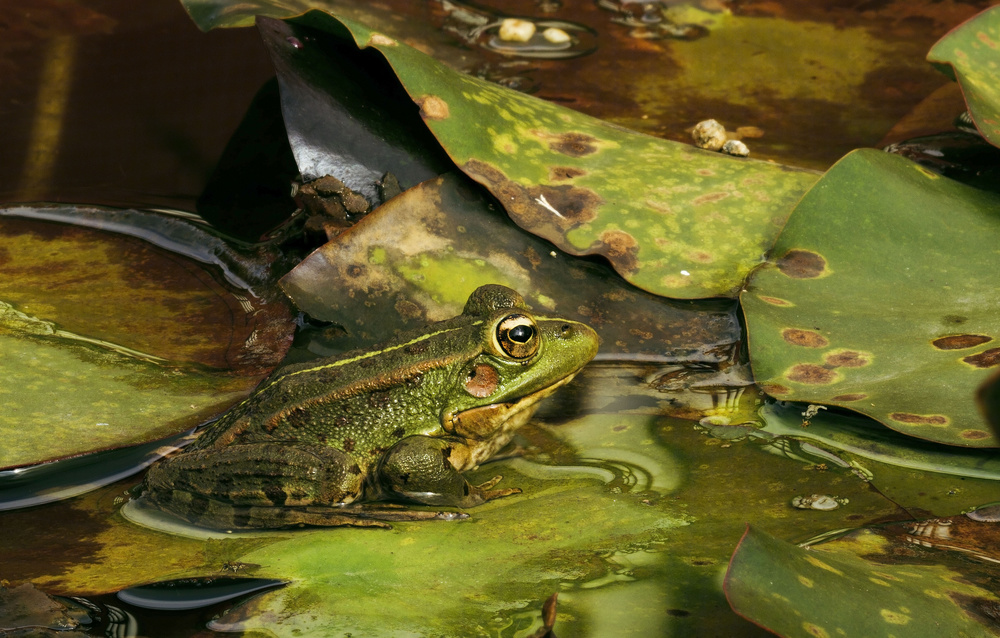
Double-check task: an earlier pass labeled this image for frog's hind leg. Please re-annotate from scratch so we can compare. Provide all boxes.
[144,443,364,528]
[143,443,464,529]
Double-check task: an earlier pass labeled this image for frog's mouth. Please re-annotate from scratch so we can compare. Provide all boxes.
[442,372,578,467]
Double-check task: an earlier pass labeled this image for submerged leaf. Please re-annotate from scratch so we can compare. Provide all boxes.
[725,523,1000,638]
[281,172,740,361]
[742,149,1000,447]
[0,206,295,468]
[928,6,1000,148]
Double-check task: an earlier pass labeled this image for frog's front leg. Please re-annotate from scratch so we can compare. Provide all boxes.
[375,435,521,508]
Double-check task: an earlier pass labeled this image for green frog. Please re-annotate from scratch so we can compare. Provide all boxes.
[142,285,598,529]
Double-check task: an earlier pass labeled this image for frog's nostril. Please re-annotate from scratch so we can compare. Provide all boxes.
[560,323,571,335]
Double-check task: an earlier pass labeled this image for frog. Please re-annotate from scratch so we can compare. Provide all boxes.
[141,285,599,529]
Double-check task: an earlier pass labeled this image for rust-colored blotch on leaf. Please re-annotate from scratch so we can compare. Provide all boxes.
[759,383,791,395]
[786,364,839,385]
[758,295,793,307]
[932,334,992,350]
[549,166,587,181]
[542,131,599,157]
[824,350,872,368]
[889,412,949,426]
[960,429,992,440]
[781,329,828,348]
[963,348,1000,369]
[776,249,828,279]
[831,393,867,402]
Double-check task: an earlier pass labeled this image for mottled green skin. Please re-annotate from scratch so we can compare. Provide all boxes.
[143,285,598,529]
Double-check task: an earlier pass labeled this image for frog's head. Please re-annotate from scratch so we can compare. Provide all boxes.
[440,285,598,459]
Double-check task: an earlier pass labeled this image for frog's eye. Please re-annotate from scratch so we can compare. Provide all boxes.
[496,314,538,359]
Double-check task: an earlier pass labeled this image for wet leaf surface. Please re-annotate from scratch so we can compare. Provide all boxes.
[281,172,741,361]
[742,149,1000,447]
[725,522,1000,638]
[317,10,819,299]
[756,402,1000,482]
[0,206,295,468]
[181,5,820,298]
[9,364,1000,636]
[929,6,1000,148]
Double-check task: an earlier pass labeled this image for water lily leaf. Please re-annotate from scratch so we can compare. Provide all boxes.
[741,149,1000,447]
[725,523,1000,638]
[0,206,295,468]
[756,403,1000,481]
[928,6,1000,148]
[281,172,740,361]
[297,11,818,298]
[180,5,819,298]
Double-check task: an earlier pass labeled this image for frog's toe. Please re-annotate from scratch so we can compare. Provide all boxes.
[476,475,505,491]
[474,476,522,502]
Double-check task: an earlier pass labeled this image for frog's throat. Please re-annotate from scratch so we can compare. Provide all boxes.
[442,372,578,465]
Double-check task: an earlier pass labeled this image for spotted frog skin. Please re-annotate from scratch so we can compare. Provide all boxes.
[142,285,598,529]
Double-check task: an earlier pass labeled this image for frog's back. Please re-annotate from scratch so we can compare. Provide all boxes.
[191,314,481,466]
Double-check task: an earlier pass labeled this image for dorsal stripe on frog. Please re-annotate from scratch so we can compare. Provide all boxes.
[275,321,484,383]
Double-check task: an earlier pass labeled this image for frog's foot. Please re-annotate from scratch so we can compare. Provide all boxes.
[473,475,522,503]
[378,436,523,508]
[337,503,469,523]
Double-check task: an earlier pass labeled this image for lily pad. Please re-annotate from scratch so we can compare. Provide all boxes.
[0,206,295,468]
[756,402,1000,481]
[725,523,1000,638]
[181,6,820,298]
[281,172,741,361]
[741,149,1000,447]
[928,6,1000,148]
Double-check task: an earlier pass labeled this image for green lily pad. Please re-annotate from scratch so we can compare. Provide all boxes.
[756,402,1000,481]
[281,172,741,361]
[725,523,1000,638]
[928,6,1000,148]
[741,149,1000,447]
[181,6,819,298]
[0,207,295,468]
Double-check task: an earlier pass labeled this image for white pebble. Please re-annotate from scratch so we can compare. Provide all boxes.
[722,139,750,157]
[542,27,571,43]
[692,119,726,151]
[499,19,537,42]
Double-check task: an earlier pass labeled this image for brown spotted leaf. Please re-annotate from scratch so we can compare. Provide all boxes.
[324,13,818,299]
[281,172,740,362]
[742,149,1000,447]
[186,7,818,299]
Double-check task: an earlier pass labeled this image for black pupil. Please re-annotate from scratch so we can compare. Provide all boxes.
[509,324,534,343]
